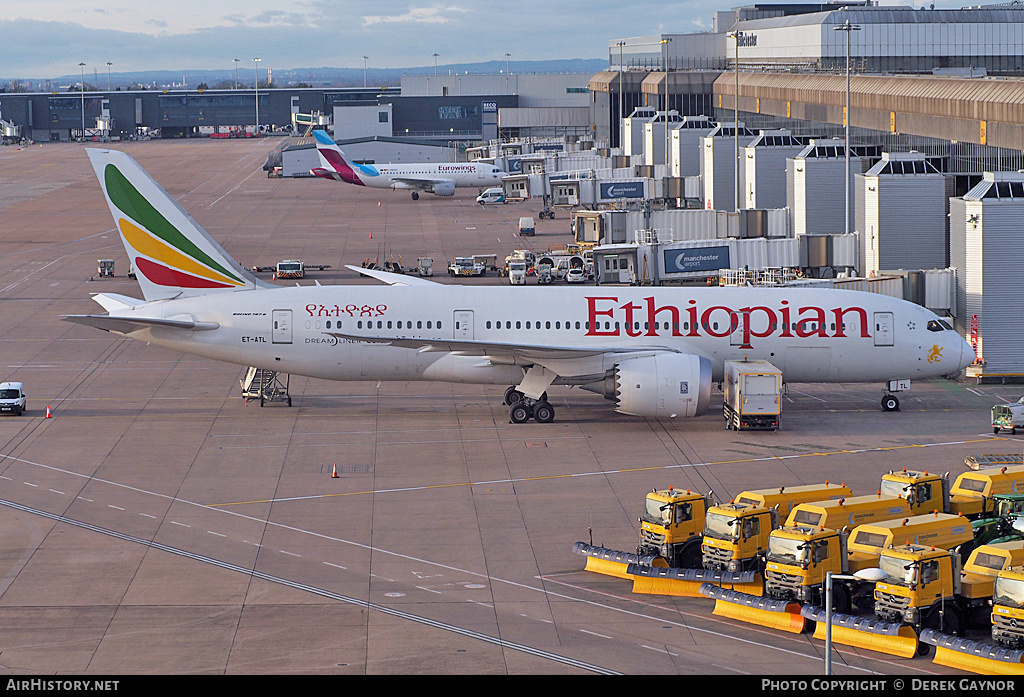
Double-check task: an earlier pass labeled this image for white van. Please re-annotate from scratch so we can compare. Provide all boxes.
[476,188,505,205]
[0,381,26,415]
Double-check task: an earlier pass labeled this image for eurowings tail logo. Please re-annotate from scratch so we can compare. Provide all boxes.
[312,130,377,184]
[103,163,245,290]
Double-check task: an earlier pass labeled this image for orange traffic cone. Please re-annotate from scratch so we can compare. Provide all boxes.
[331,463,339,479]
[45,406,51,418]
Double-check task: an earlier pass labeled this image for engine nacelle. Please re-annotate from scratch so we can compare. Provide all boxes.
[430,181,456,197]
[613,353,712,419]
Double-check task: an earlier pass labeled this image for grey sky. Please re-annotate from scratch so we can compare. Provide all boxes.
[1,0,952,78]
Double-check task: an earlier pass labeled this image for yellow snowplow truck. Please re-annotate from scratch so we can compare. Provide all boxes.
[574,481,846,582]
[574,487,711,578]
[706,513,986,635]
[733,482,851,518]
[635,487,714,569]
[920,551,1024,674]
[809,544,993,658]
[701,502,782,573]
[846,512,975,572]
[949,465,1024,518]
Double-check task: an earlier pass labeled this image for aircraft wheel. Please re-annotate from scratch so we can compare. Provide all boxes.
[509,404,532,424]
[881,395,900,412]
[533,402,555,423]
[411,192,419,200]
[504,386,524,406]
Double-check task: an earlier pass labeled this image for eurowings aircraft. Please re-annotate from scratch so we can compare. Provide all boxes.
[65,149,974,424]
[309,129,505,199]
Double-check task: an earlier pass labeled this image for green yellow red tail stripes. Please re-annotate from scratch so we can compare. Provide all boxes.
[86,149,268,300]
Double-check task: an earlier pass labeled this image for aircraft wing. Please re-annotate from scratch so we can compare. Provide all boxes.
[62,314,220,334]
[323,330,678,377]
[390,177,454,191]
[345,265,442,286]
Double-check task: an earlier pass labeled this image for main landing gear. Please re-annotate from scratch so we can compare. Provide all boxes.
[504,386,554,424]
[411,191,420,200]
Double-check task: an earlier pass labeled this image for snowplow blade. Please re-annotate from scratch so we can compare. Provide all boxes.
[920,629,1024,675]
[801,606,919,658]
[572,542,662,580]
[699,584,806,633]
[628,564,762,597]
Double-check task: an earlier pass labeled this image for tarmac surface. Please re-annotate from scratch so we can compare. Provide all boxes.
[1,137,1022,675]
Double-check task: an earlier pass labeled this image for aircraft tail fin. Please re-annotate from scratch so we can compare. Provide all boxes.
[311,130,365,185]
[86,148,270,301]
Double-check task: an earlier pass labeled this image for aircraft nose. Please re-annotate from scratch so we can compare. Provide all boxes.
[958,334,975,371]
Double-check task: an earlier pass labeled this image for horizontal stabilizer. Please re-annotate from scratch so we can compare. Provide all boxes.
[345,264,441,286]
[62,314,220,334]
[90,292,148,313]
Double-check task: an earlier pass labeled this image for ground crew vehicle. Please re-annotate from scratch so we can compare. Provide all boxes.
[448,257,486,276]
[786,493,914,530]
[276,260,304,279]
[702,502,781,573]
[636,487,714,569]
[0,382,26,415]
[723,359,783,431]
[417,257,433,277]
[535,256,553,284]
[508,261,527,285]
[476,187,505,205]
[576,481,847,582]
[949,466,1024,518]
[874,545,990,640]
[991,567,1024,648]
[917,542,1024,673]
[803,544,994,659]
[846,513,975,572]
[993,398,1024,435]
[518,216,535,237]
[725,514,1005,635]
[733,481,852,518]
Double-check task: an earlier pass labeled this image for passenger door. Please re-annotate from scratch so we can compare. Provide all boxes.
[454,310,474,340]
[873,312,894,347]
[272,309,292,344]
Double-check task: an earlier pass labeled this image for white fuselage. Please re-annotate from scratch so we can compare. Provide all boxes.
[113,285,973,388]
[355,162,503,190]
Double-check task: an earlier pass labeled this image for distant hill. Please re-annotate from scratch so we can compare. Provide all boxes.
[9,58,607,92]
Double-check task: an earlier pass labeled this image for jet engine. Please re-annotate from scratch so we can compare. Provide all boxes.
[583,353,712,419]
[430,181,456,197]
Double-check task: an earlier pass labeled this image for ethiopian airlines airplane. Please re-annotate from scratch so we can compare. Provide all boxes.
[309,129,505,199]
[65,149,974,424]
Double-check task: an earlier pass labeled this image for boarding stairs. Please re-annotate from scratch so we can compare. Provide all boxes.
[241,367,292,406]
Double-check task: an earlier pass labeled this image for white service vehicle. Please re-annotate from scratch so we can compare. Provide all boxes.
[0,381,26,415]
[477,187,506,205]
[508,261,527,285]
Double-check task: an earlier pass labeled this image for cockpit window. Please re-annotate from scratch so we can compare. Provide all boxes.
[927,319,953,332]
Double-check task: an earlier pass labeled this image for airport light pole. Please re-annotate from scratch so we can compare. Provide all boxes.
[835,19,861,236]
[106,62,112,91]
[824,569,879,674]
[253,57,261,136]
[233,58,239,89]
[727,30,743,213]
[433,53,439,76]
[616,41,625,150]
[505,53,511,75]
[363,56,369,88]
[79,62,86,141]
[660,37,672,170]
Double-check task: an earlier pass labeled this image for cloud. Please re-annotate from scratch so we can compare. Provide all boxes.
[361,5,468,27]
